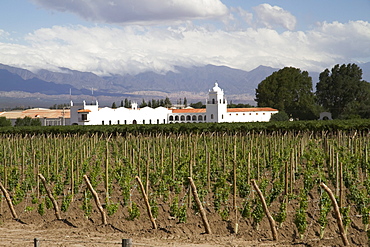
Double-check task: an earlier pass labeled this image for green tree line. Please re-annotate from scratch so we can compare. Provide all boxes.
[256,63,370,120]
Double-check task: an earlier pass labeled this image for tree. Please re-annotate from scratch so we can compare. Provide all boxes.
[111,102,117,109]
[183,97,188,107]
[0,117,11,127]
[255,67,318,120]
[164,97,172,108]
[124,98,131,108]
[270,111,289,121]
[139,99,147,108]
[190,102,206,109]
[15,116,41,126]
[316,63,370,119]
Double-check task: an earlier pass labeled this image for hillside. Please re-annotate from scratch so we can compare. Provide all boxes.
[0,62,369,108]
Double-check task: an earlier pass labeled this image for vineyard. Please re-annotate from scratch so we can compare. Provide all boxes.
[0,123,370,246]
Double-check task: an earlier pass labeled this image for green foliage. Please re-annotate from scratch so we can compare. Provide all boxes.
[61,194,73,213]
[274,199,287,227]
[38,201,45,216]
[170,196,187,223]
[190,101,206,109]
[251,199,264,229]
[106,202,119,216]
[82,190,92,217]
[127,202,140,221]
[0,117,11,127]
[270,111,289,122]
[341,206,351,233]
[316,63,370,119]
[12,184,25,205]
[150,198,158,219]
[45,196,53,209]
[256,67,318,120]
[15,116,42,126]
[294,191,308,239]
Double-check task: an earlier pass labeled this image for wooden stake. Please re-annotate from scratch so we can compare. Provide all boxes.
[38,174,62,220]
[251,179,278,241]
[188,177,212,234]
[0,180,18,219]
[320,182,349,246]
[135,176,157,229]
[83,175,107,225]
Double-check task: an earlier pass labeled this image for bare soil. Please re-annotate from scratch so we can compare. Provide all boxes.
[0,186,368,246]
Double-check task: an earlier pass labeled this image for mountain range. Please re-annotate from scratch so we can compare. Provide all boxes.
[0,62,369,108]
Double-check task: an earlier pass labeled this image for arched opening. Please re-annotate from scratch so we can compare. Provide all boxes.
[169,116,174,121]
[186,115,191,121]
[212,98,215,104]
[133,119,137,124]
[192,115,196,121]
[175,116,179,121]
[198,115,203,121]
[211,114,214,119]
[180,115,185,121]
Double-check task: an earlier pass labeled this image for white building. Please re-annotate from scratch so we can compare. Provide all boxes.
[70,83,278,125]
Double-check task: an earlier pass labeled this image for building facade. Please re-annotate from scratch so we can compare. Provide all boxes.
[70,83,278,125]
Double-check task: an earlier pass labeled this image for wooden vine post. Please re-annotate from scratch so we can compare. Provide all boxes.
[233,139,238,234]
[320,182,349,246]
[251,179,278,241]
[188,177,212,234]
[83,175,107,225]
[0,180,18,219]
[38,174,62,220]
[135,176,157,229]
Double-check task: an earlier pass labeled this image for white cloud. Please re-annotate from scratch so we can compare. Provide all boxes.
[0,20,369,76]
[253,4,296,30]
[31,0,229,25]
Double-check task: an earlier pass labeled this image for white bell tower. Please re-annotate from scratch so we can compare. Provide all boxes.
[206,82,227,123]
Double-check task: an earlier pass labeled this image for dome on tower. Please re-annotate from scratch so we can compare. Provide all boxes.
[212,82,222,93]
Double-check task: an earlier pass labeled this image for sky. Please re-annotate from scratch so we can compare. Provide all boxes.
[0,0,369,76]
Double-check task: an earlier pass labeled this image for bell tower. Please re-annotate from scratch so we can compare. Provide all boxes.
[206,82,227,123]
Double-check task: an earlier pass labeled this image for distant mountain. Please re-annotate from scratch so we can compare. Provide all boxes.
[0,63,278,96]
[0,62,369,107]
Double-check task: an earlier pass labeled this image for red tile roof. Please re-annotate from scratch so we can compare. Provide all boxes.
[227,108,277,112]
[0,109,70,119]
[77,109,91,113]
[171,109,206,113]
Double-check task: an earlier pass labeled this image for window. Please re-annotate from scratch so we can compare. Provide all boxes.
[256,113,258,115]
[212,99,215,104]
[143,120,145,124]
[117,120,120,124]
[124,120,127,124]
[211,114,214,119]
[169,116,174,121]
[236,114,238,116]
[163,119,166,124]
[249,113,251,115]
[102,121,105,125]
[157,119,160,124]
[109,120,112,125]
[204,116,207,120]
[186,115,191,121]
[198,115,203,121]
[175,116,179,121]
[149,119,152,124]
[181,115,185,121]
[81,114,87,121]
[243,113,245,115]
[192,115,196,121]
[222,114,224,119]
[263,113,265,115]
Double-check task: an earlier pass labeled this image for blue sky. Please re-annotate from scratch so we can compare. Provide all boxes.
[0,0,369,76]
